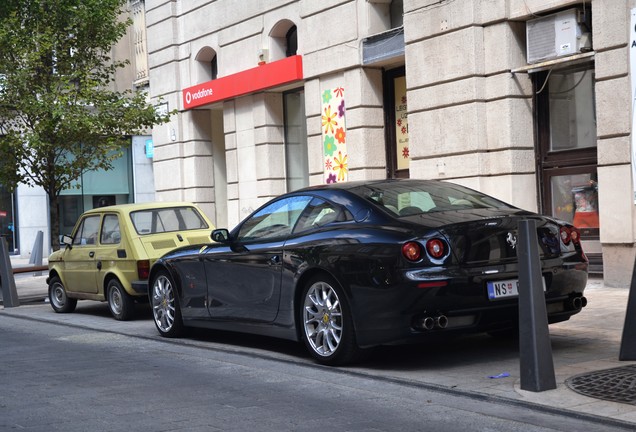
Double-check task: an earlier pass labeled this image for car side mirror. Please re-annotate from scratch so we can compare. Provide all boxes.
[211,229,230,243]
[62,235,73,248]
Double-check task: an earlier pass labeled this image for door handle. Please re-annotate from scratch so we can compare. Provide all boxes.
[89,251,95,258]
[269,255,281,266]
[96,261,102,271]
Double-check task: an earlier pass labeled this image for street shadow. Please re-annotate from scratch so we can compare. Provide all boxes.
[72,300,153,321]
[186,327,310,361]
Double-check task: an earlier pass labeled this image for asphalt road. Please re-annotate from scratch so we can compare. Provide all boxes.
[1,313,633,432]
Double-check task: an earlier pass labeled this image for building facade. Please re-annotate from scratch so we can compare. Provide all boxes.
[146,0,635,286]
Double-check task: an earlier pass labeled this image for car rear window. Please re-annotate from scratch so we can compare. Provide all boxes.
[130,207,209,235]
[356,181,513,217]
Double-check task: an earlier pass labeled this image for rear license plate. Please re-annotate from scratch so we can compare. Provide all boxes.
[487,278,545,300]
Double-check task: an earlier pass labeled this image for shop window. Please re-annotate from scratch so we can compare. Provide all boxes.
[284,89,308,191]
[532,63,603,273]
[547,69,596,151]
[59,147,133,234]
[384,67,409,179]
[535,62,598,241]
[0,185,17,253]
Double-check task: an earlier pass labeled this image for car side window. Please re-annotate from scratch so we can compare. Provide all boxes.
[293,198,347,234]
[237,196,313,242]
[72,215,101,246]
[100,214,121,245]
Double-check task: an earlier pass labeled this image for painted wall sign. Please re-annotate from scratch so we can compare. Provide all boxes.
[321,86,348,184]
[182,55,303,109]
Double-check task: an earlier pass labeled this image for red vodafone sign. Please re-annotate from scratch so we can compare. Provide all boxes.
[182,55,303,109]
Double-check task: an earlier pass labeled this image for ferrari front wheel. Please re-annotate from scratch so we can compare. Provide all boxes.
[150,270,184,338]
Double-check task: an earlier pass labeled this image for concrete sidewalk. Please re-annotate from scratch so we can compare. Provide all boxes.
[2,265,636,428]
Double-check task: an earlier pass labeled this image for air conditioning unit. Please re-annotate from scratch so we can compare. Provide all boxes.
[526,9,592,64]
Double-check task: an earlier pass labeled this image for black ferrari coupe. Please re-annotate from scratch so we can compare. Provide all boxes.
[149,179,588,365]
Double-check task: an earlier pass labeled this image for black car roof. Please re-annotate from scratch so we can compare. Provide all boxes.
[295,178,426,193]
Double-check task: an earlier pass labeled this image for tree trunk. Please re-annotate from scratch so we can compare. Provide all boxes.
[48,190,60,251]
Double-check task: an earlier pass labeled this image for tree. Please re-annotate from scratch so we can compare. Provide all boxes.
[0,0,170,250]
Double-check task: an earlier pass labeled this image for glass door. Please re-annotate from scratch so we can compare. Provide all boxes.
[384,67,409,178]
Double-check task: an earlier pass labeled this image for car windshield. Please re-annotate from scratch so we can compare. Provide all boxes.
[130,207,209,234]
[354,181,513,217]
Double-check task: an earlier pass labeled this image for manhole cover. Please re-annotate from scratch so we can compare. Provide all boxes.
[566,365,636,405]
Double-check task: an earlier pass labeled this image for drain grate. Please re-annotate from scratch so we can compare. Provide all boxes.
[566,365,636,405]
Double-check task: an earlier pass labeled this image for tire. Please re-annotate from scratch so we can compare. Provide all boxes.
[150,270,184,338]
[107,279,134,321]
[300,275,361,366]
[48,276,77,313]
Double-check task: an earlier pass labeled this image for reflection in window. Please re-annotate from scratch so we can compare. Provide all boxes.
[101,214,121,244]
[551,173,598,229]
[549,68,596,151]
[238,196,312,241]
[73,216,100,245]
[130,207,208,234]
[293,198,349,233]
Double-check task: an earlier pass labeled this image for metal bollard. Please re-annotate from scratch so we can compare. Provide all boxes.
[29,230,44,265]
[517,219,556,392]
[619,255,636,360]
[0,237,20,308]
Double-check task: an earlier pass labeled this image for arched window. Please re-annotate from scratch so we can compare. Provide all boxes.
[194,47,218,82]
[285,26,297,57]
[269,20,298,61]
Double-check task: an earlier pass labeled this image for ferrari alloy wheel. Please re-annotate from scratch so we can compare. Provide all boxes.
[151,270,183,338]
[48,276,77,313]
[301,276,360,365]
[107,279,134,321]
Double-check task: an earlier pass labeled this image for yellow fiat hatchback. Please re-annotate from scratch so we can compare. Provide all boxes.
[47,202,214,320]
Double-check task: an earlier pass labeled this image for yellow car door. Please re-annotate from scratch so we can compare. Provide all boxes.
[63,214,101,294]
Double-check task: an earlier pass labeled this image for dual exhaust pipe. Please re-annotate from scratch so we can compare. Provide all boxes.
[419,315,448,330]
[568,296,588,310]
[417,296,586,331]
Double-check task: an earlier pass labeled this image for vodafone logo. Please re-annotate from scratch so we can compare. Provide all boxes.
[185,86,214,106]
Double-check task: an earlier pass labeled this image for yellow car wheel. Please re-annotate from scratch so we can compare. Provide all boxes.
[107,279,134,321]
[48,276,77,313]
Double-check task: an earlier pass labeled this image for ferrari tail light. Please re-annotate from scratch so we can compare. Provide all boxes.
[570,227,581,244]
[426,238,447,260]
[137,260,150,280]
[560,226,581,246]
[402,242,422,262]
